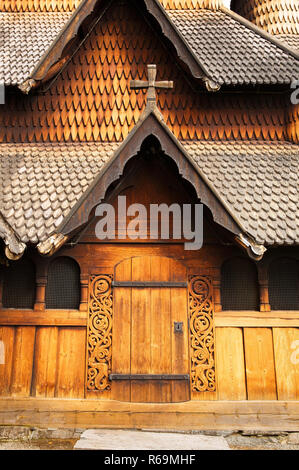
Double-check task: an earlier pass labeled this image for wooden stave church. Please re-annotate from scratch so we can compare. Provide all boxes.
[0,0,298,430]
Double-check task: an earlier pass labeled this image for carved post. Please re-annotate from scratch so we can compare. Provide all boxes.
[259,279,271,312]
[258,266,271,312]
[34,276,47,311]
[212,270,222,312]
[79,275,89,311]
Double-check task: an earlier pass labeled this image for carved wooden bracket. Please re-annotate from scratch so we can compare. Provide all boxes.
[188,275,216,393]
[86,274,113,392]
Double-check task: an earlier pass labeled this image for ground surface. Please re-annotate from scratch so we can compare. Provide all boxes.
[0,427,299,450]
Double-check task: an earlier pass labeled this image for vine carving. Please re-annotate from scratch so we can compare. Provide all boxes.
[188,275,216,392]
[87,275,113,392]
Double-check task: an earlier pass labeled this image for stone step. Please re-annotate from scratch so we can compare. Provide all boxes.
[74,429,230,450]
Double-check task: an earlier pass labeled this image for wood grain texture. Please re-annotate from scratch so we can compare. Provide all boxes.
[111,258,132,402]
[55,327,86,398]
[0,310,87,326]
[10,327,36,397]
[113,256,189,403]
[0,327,15,396]
[244,328,277,400]
[31,327,59,398]
[215,311,299,327]
[215,328,247,400]
[273,328,299,400]
[0,398,298,431]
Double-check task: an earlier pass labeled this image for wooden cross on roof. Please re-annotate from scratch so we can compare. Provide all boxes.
[130,64,173,108]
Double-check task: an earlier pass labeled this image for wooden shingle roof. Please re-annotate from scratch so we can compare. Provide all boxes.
[0,138,298,250]
[0,12,72,86]
[1,0,299,89]
[0,0,81,11]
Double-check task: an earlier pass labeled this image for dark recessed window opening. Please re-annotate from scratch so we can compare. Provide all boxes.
[45,257,81,310]
[2,257,36,309]
[269,258,299,310]
[221,257,259,311]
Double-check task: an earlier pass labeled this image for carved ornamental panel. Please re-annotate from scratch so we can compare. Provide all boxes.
[86,275,113,392]
[188,275,216,393]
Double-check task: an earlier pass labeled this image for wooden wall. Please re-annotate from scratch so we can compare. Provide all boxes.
[0,323,298,401]
[216,327,299,401]
[0,326,86,398]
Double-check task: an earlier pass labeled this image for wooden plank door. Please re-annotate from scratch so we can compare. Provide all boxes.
[112,256,190,403]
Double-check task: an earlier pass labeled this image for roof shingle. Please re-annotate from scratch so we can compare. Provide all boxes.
[0,140,298,248]
[167,8,299,85]
[0,142,120,243]
[182,140,299,245]
[0,12,73,86]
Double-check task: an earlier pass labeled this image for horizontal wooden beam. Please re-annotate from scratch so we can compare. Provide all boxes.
[1,310,298,327]
[109,374,189,381]
[112,281,187,288]
[0,310,87,326]
[0,398,298,431]
[215,311,299,327]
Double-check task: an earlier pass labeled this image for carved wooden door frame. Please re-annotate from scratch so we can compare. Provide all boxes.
[86,272,216,397]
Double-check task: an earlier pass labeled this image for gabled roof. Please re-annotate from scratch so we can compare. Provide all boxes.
[1,108,298,259]
[0,12,73,86]
[0,142,119,245]
[166,6,299,85]
[183,140,299,246]
[1,0,299,90]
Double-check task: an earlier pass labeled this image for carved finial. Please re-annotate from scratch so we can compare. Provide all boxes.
[130,64,173,110]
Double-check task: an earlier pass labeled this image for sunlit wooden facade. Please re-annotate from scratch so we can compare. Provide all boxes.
[0,0,298,430]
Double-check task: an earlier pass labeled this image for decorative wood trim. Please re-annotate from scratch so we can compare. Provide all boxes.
[86,274,113,392]
[59,113,242,240]
[0,310,87,326]
[215,311,299,327]
[188,275,216,393]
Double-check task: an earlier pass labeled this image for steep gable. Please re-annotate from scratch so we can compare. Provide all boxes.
[0,0,289,142]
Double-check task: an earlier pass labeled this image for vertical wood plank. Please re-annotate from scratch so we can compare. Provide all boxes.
[244,328,277,400]
[56,327,86,398]
[10,327,36,397]
[216,327,247,400]
[0,327,15,396]
[273,328,299,400]
[170,259,190,402]
[130,257,151,402]
[112,258,132,401]
[149,257,172,403]
[31,327,59,398]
